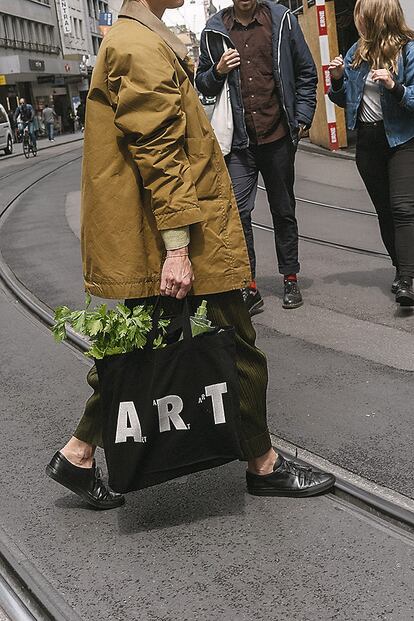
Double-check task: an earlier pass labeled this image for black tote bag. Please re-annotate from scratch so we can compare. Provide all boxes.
[95,301,243,493]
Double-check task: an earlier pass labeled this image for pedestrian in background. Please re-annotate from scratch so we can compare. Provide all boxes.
[46,0,334,510]
[42,103,57,142]
[329,0,414,307]
[76,102,85,132]
[67,107,76,133]
[14,98,37,148]
[196,0,317,314]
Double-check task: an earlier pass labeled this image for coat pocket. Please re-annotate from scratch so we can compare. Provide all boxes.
[185,137,220,201]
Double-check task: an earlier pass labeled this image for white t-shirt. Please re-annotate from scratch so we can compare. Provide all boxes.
[359,71,383,122]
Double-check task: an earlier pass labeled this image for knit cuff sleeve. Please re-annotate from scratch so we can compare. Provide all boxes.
[160,226,190,250]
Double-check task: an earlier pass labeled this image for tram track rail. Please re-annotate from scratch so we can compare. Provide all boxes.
[0,152,414,619]
[252,219,389,259]
[0,146,83,185]
[257,183,377,217]
[255,183,388,258]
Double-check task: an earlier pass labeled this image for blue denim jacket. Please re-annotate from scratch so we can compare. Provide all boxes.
[328,41,414,148]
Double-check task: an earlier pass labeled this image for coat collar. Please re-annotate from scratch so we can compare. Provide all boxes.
[119,0,188,61]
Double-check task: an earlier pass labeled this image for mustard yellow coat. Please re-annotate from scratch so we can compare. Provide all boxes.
[81,0,250,299]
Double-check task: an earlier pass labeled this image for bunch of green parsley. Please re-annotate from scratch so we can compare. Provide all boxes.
[52,293,170,359]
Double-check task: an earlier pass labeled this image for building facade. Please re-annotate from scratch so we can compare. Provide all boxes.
[0,0,122,129]
[0,0,66,113]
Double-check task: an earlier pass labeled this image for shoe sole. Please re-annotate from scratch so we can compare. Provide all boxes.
[249,300,264,317]
[247,477,335,498]
[45,464,125,510]
[282,300,303,310]
[396,293,414,307]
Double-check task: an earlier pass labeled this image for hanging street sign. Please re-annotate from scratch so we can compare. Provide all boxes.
[59,0,72,34]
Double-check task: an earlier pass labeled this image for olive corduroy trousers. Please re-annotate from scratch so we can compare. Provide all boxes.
[73,290,272,460]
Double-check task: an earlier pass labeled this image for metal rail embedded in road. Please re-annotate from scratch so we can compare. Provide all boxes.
[258,183,377,217]
[252,219,389,259]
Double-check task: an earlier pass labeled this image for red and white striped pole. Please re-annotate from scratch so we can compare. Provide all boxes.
[315,0,339,150]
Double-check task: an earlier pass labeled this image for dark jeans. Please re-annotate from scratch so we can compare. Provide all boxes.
[226,136,299,278]
[74,291,272,461]
[356,123,414,277]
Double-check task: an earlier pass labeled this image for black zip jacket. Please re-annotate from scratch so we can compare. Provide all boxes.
[195,1,317,149]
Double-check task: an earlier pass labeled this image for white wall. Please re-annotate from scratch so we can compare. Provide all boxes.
[401,0,414,28]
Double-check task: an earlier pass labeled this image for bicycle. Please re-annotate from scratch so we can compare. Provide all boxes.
[20,122,37,158]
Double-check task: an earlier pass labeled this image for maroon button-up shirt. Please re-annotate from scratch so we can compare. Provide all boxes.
[223,3,287,145]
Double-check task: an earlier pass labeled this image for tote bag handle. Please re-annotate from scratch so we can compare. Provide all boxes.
[147,298,192,347]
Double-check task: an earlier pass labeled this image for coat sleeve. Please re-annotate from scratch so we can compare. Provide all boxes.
[289,13,318,127]
[195,30,226,97]
[106,40,203,232]
[400,42,414,113]
[328,79,347,108]
[328,45,356,109]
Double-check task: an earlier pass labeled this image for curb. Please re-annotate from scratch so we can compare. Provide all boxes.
[299,139,356,161]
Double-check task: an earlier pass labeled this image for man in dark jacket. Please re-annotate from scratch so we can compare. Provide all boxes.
[196,0,317,313]
[14,98,37,148]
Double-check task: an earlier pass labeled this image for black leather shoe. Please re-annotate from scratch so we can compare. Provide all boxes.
[246,455,335,497]
[391,270,400,294]
[282,280,303,309]
[46,451,125,510]
[395,277,414,306]
[242,287,264,316]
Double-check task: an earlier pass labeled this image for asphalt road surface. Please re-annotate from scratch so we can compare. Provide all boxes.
[1,142,414,621]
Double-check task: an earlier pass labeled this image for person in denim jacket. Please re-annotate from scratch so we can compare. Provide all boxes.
[329,0,414,307]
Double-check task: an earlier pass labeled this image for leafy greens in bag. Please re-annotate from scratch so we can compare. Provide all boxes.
[52,293,170,358]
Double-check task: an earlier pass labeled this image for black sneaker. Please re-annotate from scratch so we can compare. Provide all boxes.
[283,280,303,309]
[395,277,414,307]
[242,287,264,316]
[246,455,335,497]
[391,270,400,294]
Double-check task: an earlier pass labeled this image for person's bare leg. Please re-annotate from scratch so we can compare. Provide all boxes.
[60,437,95,468]
[247,447,277,475]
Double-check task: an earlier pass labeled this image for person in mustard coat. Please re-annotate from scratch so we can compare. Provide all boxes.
[46,0,334,507]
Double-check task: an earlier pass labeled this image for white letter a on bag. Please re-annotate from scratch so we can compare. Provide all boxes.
[115,401,143,443]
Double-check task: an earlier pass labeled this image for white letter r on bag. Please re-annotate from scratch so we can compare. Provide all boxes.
[157,395,187,432]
